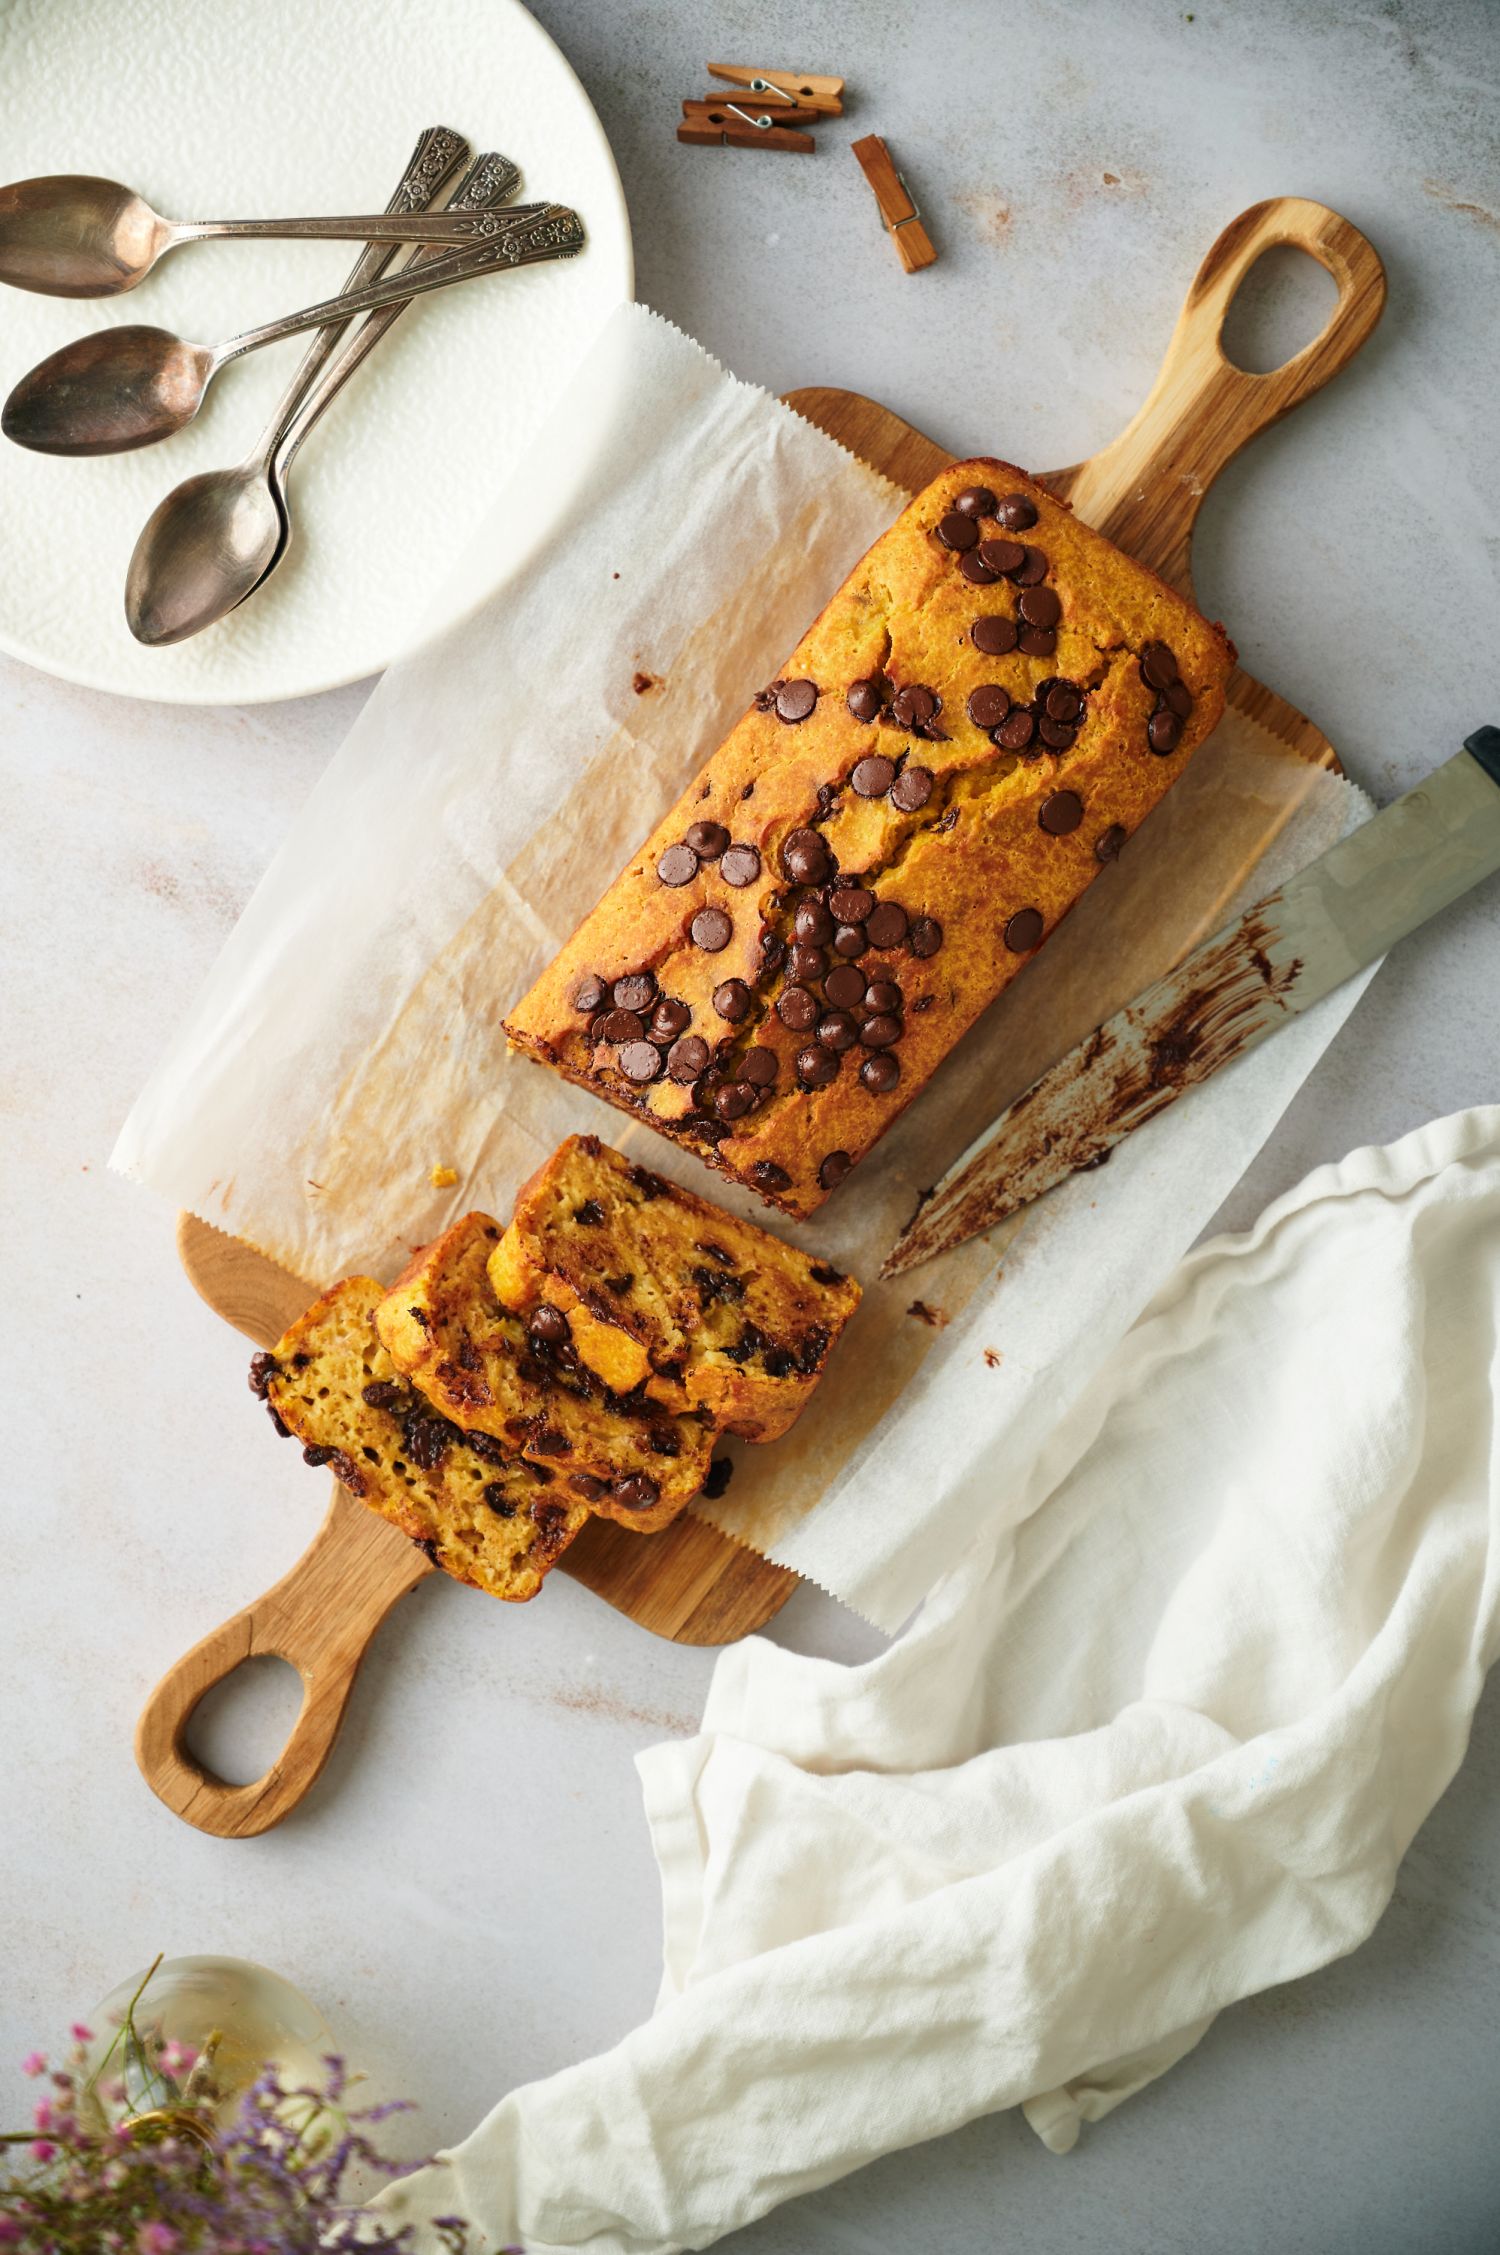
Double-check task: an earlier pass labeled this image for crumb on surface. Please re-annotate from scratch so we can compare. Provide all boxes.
[907,1300,949,1329]
[430,1165,459,1189]
[632,671,660,694]
[983,1347,1002,1369]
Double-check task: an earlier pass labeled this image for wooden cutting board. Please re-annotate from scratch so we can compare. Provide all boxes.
[136,196,1383,1840]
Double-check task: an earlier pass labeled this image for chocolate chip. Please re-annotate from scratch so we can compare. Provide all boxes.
[829,884,874,924]
[937,510,980,551]
[775,678,818,723]
[860,1053,901,1093]
[890,764,934,812]
[788,943,828,983]
[690,906,734,952]
[720,844,761,887]
[817,1010,859,1051]
[713,1081,753,1120]
[824,963,867,1007]
[1004,907,1044,951]
[865,978,902,1012]
[971,614,1018,655]
[1044,681,1083,723]
[613,1474,660,1511]
[569,1473,608,1502]
[575,1199,605,1225]
[1140,641,1178,690]
[975,538,1023,578]
[597,1008,645,1045]
[248,1351,279,1397]
[890,684,938,730]
[741,1047,779,1087]
[713,978,754,1023]
[571,973,608,1014]
[1164,678,1193,719]
[1095,823,1128,862]
[1037,715,1076,749]
[657,843,698,887]
[1018,584,1061,629]
[667,1034,711,1081]
[794,896,834,944]
[864,900,909,950]
[685,819,729,858]
[852,754,896,798]
[909,917,943,958]
[797,1046,840,1088]
[752,1161,792,1192]
[832,924,867,959]
[650,996,691,1041]
[995,492,1038,530]
[954,484,997,518]
[818,1150,852,1190]
[527,1305,570,1345]
[620,1040,664,1083]
[959,549,1000,585]
[967,684,1011,730]
[1148,708,1184,753]
[997,706,1035,751]
[782,828,831,885]
[1039,789,1084,835]
[1013,546,1048,586]
[861,1013,902,1048]
[302,1443,333,1467]
[777,985,820,1032]
[847,676,885,721]
[483,1485,516,1516]
[613,972,656,1012]
[1017,627,1057,658]
[362,1378,401,1410]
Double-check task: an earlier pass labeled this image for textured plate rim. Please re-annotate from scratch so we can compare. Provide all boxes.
[0,0,634,709]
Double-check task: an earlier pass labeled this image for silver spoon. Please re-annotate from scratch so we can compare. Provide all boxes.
[126,149,520,646]
[2,204,583,456]
[0,172,543,297]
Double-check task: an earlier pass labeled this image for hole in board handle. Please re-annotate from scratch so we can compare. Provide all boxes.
[184,1654,305,1787]
[1220,244,1340,375]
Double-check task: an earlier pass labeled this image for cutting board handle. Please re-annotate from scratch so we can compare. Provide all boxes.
[134,1484,430,1838]
[1046,197,1386,598]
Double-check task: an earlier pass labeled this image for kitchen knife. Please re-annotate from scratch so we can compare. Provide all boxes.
[883,726,1500,1279]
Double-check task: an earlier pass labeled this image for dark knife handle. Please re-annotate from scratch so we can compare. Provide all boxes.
[1465,726,1500,788]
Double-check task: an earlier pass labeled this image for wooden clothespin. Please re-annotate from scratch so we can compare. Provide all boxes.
[851,134,937,272]
[678,98,817,154]
[707,64,844,117]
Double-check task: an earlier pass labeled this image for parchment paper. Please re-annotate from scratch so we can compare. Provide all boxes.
[114,303,1374,1629]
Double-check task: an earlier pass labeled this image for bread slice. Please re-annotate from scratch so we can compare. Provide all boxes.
[488,1135,862,1442]
[256,1278,590,1601]
[374,1213,713,1532]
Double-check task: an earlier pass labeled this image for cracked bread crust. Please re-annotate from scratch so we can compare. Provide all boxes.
[375,1212,713,1531]
[504,457,1232,1219]
[258,1278,588,1602]
[487,1134,862,1443]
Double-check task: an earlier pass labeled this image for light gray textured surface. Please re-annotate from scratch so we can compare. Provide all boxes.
[3,2,1498,2250]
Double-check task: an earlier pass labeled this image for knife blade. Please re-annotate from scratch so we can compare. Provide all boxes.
[882,727,1500,1279]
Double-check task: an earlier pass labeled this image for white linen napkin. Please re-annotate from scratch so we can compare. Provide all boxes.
[371,1106,1500,2252]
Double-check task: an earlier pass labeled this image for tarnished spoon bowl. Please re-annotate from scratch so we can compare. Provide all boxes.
[0,174,166,298]
[1,325,212,455]
[126,465,286,645]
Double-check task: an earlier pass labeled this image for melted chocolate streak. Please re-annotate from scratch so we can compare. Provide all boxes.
[909,901,1303,1261]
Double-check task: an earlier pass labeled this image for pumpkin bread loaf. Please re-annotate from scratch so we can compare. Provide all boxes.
[253,1279,589,1601]
[505,457,1233,1219]
[374,1212,713,1532]
[488,1134,862,1443]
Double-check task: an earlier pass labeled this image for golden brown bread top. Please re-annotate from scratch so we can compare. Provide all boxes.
[505,458,1232,1218]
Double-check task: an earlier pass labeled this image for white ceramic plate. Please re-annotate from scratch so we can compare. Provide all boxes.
[0,0,631,704]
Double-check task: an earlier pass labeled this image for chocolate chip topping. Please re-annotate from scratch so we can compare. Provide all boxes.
[1013,546,1048,586]
[829,884,874,924]
[650,996,691,1041]
[248,1350,279,1397]
[362,1378,400,1410]
[1018,584,1061,629]
[824,962,867,1007]
[890,764,933,812]
[1037,714,1075,749]
[1039,789,1084,834]
[657,843,698,887]
[713,977,753,1022]
[527,1305,570,1345]
[569,1473,608,1502]
[741,1046,779,1087]
[713,1082,753,1119]
[832,924,866,959]
[571,973,608,1014]
[967,683,1011,730]
[613,972,656,1012]
[620,1039,664,1083]
[954,484,997,518]
[788,943,827,983]
[818,1150,852,1190]
[937,510,980,551]
[861,1013,902,1048]
[852,754,896,798]
[959,549,1000,586]
[909,917,943,958]
[752,1160,792,1191]
[977,537,1026,576]
[860,1052,901,1093]
[1044,680,1083,723]
[613,1474,660,1511]
[795,896,834,944]
[1004,906,1044,951]
[782,828,832,885]
[777,984,820,1032]
[797,1046,839,1088]
[864,900,909,950]
[690,906,734,952]
[890,684,938,730]
[865,978,902,1012]
[1017,627,1057,659]
[846,676,886,721]
[1095,823,1128,863]
[971,614,1018,656]
[1148,708,1183,753]
[720,843,761,887]
[685,819,729,859]
[1164,678,1193,719]
[775,678,818,723]
[598,1007,645,1045]
[994,492,1038,530]
[817,1010,859,1051]
[667,1034,710,1081]
[1140,640,1178,691]
[997,706,1035,751]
